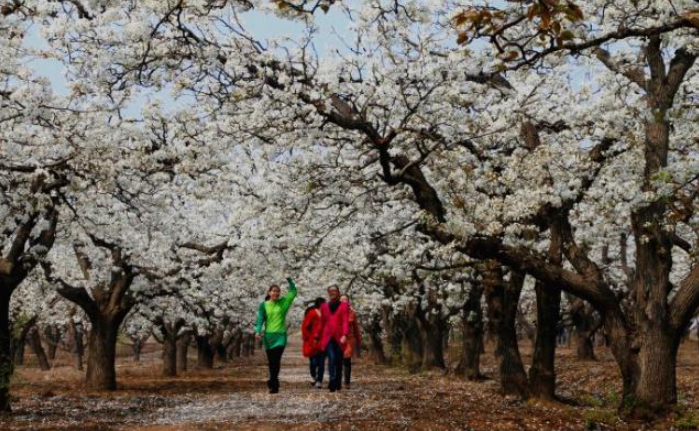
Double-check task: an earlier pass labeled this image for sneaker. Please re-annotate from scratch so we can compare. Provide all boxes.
[345,382,351,389]
[270,387,279,394]
[315,381,322,389]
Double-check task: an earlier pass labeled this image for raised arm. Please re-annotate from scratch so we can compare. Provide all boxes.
[280,277,298,314]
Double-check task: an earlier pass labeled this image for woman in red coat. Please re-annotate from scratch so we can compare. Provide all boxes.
[301,297,325,388]
[340,294,362,388]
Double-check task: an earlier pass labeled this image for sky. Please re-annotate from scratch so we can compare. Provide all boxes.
[23,6,352,118]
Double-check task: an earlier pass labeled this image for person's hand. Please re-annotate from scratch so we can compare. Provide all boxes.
[340,335,347,344]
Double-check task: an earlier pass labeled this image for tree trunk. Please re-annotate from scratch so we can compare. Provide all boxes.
[486,267,529,398]
[73,323,85,371]
[196,335,214,369]
[162,334,177,377]
[569,297,597,361]
[619,326,679,419]
[418,312,446,369]
[216,343,228,364]
[247,334,256,356]
[44,327,60,361]
[85,319,119,390]
[28,328,51,371]
[67,315,85,371]
[176,333,191,373]
[12,336,25,366]
[456,284,484,380]
[574,329,596,360]
[385,312,404,365]
[0,292,12,412]
[230,332,242,359]
[367,317,388,365]
[528,283,560,400]
[401,315,423,372]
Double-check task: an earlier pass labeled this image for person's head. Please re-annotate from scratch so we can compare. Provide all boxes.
[340,294,350,305]
[268,284,281,301]
[327,284,341,302]
[314,297,326,308]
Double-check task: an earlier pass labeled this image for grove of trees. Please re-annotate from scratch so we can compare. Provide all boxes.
[3,0,699,423]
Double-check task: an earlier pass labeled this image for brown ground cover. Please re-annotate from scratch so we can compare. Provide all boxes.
[2,338,698,431]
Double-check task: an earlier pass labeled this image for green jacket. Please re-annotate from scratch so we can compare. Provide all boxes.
[255,279,297,350]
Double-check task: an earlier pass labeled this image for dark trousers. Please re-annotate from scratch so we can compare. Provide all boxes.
[265,346,285,390]
[310,351,325,383]
[326,340,343,390]
[343,357,352,385]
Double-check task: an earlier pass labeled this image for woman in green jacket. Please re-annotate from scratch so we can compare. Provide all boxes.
[255,277,297,393]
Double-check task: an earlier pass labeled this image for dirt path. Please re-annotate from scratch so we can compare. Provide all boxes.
[4,338,699,430]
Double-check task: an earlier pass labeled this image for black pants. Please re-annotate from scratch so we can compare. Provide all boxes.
[265,346,285,390]
[310,351,325,383]
[343,357,352,385]
[326,339,343,391]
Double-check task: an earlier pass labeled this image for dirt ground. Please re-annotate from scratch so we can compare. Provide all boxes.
[2,337,699,431]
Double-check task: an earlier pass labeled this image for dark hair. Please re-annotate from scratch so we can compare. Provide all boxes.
[304,306,315,316]
[264,294,270,301]
[327,284,340,293]
[268,284,280,293]
[314,297,326,308]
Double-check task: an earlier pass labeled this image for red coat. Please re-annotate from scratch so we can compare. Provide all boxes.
[319,301,350,350]
[301,308,323,357]
[342,308,362,358]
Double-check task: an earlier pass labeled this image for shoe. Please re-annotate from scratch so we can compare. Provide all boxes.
[315,381,322,389]
[345,382,351,389]
[270,387,279,394]
[329,387,336,393]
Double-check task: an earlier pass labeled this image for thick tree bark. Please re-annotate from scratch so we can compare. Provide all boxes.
[85,318,119,390]
[485,267,529,398]
[28,328,51,371]
[417,310,446,370]
[528,283,561,400]
[574,326,596,360]
[162,335,177,377]
[456,284,484,380]
[176,332,191,373]
[569,296,597,360]
[196,335,214,369]
[401,314,424,372]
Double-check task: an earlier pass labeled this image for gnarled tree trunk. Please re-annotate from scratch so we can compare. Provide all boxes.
[456,283,484,380]
[485,266,529,398]
[85,318,120,390]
